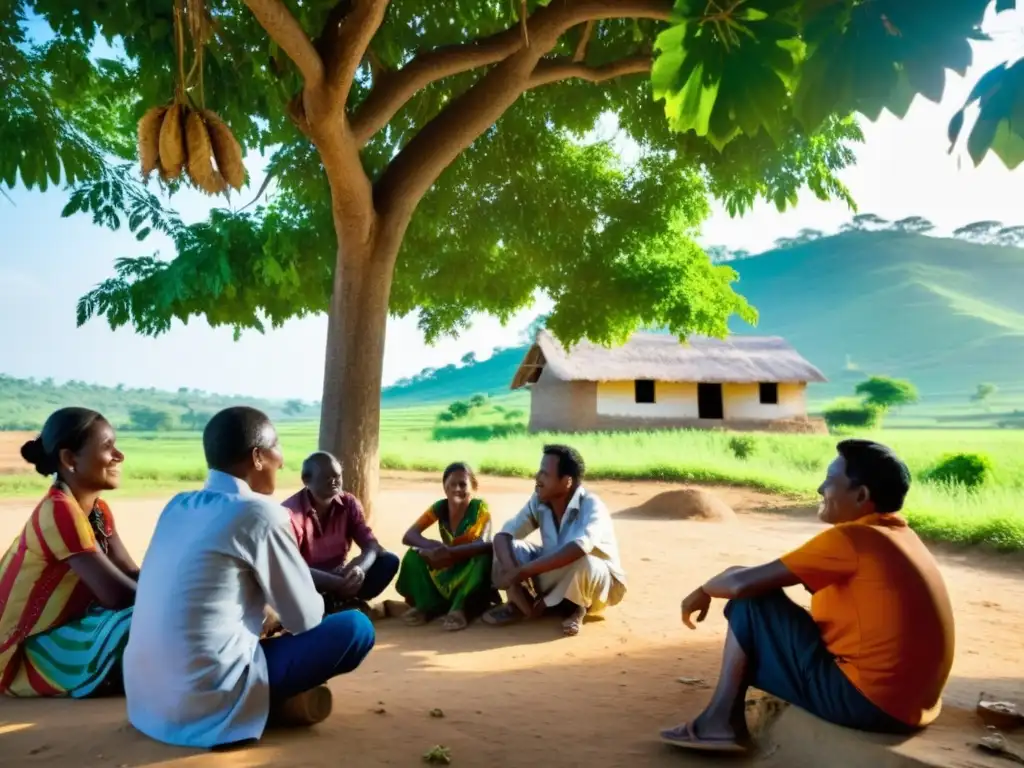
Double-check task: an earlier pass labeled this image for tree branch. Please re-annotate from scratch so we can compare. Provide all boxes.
[573,20,595,62]
[350,28,525,145]
[351,0,672,146]
[318,0,389,100]
[529,55,651,88]
[242,0,324,87]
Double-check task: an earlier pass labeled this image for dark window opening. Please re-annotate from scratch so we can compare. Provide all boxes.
[698,383,724,420]
[634,379,656,404]
[759,383,779,405]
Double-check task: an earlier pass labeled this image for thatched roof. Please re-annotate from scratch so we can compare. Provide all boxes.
[511,330,827,389]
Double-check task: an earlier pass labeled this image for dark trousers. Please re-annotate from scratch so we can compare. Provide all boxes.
[725,590,915,734]
[357,551,400,601]
[261,610,375,702]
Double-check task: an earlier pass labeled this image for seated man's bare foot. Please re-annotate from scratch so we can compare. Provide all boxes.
[561,604,587,637]
[659,715,747,753]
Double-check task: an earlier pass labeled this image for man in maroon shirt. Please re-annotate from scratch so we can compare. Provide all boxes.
[281,452,399,613]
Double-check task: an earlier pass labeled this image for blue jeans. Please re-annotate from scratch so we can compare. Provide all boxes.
[725,590,914,734]
[261,611,375,702]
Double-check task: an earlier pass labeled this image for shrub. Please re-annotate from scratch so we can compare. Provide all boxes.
[925,452,993,489]
[822,399,883,431]
[446,400,471,419]
[436,411,456,423]
[728,435,757,460]
[468,394,488,408]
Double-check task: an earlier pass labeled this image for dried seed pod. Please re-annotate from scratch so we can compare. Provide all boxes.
[202,110,245,191]
[158,104,187,180]
[185,109,227,195]
[137,105,167,179]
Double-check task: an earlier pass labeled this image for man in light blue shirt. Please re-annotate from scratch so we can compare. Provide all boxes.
[123,407,375,749]
[483,444,626,637]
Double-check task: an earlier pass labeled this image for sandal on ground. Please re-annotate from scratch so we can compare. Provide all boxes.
[659,722,746,753]
[481,603,524,626]
[403,608,430,627]
[441,610,468,632]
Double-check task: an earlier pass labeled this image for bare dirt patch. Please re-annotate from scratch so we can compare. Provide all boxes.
[0,431,32,474]
[618,488,737,522]
[0,474,1018,767]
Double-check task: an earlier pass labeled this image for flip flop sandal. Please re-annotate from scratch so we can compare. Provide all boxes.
[659,722,746,753]
[441,612,468,632]
[482,603,524,626]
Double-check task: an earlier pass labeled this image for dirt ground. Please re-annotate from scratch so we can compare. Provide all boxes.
[0,472,1022,767]
[0,431,31,473]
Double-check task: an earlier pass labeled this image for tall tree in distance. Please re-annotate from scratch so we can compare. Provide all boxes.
[4,0,1010,512]
[892,216,935,234]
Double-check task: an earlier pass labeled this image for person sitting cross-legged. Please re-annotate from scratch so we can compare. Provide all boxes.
[396,462,497,631]
[660,439,955,754]
[124,407,375,749]
[282,452,400,615]
[483,444,626,638]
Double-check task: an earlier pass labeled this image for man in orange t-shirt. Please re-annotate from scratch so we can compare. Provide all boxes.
[660,439,955,754]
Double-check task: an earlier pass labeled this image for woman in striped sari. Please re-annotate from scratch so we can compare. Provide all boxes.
[396,463,496,631]
[0,408,138,698]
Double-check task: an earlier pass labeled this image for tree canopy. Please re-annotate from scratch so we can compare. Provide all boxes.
[855,375,920,410]
[4,0,1019,508]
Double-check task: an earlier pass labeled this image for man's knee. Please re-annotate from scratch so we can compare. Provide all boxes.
[724,589,789,620]
[376,551,400,579]
[321,609,376,659]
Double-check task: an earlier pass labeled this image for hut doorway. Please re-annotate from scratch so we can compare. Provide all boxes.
[697,383,724,420]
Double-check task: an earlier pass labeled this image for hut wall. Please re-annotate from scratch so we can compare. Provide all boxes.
[528,376,598,433]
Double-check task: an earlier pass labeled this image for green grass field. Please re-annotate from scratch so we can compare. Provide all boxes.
[3,399,1023,552]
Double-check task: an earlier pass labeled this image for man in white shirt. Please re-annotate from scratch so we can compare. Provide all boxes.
[483,444,626,637]
[123,407,376,749]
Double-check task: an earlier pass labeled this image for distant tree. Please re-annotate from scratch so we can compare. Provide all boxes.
[953,220,1003,243]
[971,382,998,409]
[128,407,175,432]
[283,399,305,416]
[115,383,126,392]
[731,249,752,260]
[181,409,213,431]
[892,216,935,234]
[995,226,1024,247]
[846,213,889,231]
[468,394,488,408]
[793,228,825,244]
[447,401,471,420]
[773,236,798,250]
[854,376,919,411]
[460,352,478,366]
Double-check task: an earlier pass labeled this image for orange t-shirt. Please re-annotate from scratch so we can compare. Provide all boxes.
[779,513,955,727]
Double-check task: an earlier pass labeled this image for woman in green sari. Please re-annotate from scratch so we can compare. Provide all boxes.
[396,463,496,631]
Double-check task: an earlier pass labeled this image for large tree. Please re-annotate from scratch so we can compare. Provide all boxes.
[3,0,1016,512]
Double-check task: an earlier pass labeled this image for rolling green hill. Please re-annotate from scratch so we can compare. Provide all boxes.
[386,231,1024,422]
[2,231,1022,430]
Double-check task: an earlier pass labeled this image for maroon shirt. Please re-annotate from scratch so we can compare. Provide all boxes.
[281,489,377,571]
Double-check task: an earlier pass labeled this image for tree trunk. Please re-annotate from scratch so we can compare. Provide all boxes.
[317,231,397,520]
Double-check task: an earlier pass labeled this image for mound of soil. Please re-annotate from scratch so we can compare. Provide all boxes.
[633,488,736,522]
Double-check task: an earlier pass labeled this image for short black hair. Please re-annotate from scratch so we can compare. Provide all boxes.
[21,407,108,477]
[302,451,339,480]
[836,439,911,514]
[203,407,276,472]
[543,444,585,482]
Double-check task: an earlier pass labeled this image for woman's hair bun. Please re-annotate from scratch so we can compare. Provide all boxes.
[20,437,57,476]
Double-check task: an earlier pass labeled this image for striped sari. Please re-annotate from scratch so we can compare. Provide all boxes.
[0,484,132,697]
[396,498,494,616]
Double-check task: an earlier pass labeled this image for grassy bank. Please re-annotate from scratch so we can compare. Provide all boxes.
[2,403,1023,550]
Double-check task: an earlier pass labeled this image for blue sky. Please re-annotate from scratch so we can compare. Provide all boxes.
[2,8,1023,401]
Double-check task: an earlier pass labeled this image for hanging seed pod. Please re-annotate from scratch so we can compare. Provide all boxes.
[185,109,227,195]
[158,104,187,180]
[202,110,245,191]
[137,105,168,179]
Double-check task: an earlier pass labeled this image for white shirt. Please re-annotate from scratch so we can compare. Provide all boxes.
[124,471,324,748]
[500,486,627,588]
